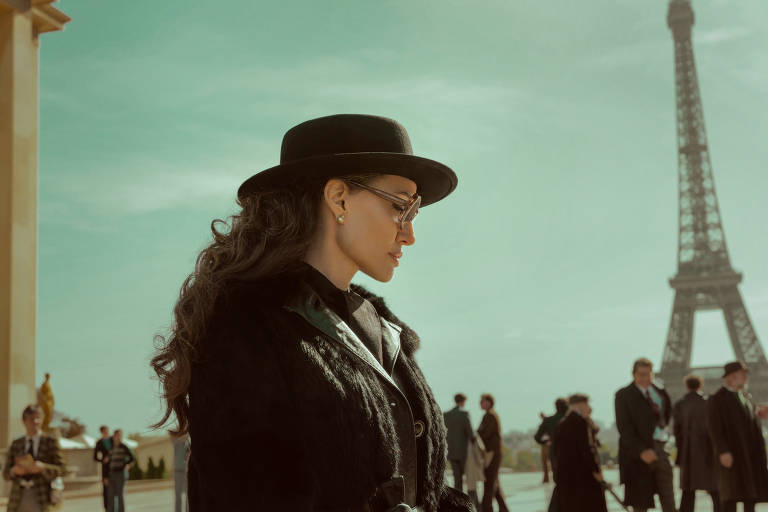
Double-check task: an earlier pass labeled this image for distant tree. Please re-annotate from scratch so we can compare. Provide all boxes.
[128,461,143,480]
[513,449,540,472]
[147,457,157,479]
[158,457,168,479]
[501,444,516,468]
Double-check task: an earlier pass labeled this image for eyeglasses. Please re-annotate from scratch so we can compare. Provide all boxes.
[346,181,421,230]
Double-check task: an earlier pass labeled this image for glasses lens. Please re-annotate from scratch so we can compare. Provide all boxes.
[401,196,421,225]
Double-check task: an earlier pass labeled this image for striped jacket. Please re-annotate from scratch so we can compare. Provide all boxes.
[2,434,65,512]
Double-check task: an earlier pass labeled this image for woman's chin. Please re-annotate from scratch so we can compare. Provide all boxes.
[360,265,395,283]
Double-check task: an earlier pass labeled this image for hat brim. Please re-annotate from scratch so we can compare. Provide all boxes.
[237,152,457,207]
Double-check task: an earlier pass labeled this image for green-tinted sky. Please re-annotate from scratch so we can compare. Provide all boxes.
[32,0,768,437]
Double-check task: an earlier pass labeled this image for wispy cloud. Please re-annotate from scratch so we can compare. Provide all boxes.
[695,26,751,45]
[40,48,525,227]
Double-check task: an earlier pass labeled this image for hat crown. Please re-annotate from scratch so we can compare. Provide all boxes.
[723,360,749,377]
[280,114,414,164]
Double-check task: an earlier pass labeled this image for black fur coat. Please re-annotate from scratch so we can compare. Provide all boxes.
[187,270,472,511]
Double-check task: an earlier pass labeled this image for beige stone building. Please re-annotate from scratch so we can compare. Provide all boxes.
[0,0,70,498]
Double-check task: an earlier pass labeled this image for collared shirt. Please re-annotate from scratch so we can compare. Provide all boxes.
[635,384,669,442]
[24,433,41,458]
[723,386,753,415]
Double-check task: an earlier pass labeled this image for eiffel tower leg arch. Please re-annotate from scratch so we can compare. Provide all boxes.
[662,290,695,369]
[720,286,766,365]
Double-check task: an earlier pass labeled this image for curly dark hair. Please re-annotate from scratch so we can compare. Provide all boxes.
[150,174,374,436]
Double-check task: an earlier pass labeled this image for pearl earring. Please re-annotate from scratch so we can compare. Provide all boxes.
[336,215,345,225]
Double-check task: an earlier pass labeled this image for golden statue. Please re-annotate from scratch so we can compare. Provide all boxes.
[38,372,55,433]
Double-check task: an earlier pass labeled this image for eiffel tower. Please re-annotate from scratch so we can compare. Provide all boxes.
[658,0,768,402]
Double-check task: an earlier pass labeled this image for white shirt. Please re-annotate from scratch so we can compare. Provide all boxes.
[635,384,669,442]
[24,433,41,458]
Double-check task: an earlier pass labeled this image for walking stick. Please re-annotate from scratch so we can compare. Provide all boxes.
[600,481,631,512]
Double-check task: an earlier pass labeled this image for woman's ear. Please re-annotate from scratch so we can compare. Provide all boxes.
[323,179,349,217]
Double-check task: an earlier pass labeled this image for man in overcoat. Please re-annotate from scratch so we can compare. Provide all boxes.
[443,393,474,492]
[553,393,607,512]
[534,397,567,483]
[2,405,65,512]
[93,425,113,511]
[615,358,674,512]
[707,361,768,512]
[672,374,719,512]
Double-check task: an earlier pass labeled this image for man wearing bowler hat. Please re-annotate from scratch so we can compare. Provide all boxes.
[708,361,768,512]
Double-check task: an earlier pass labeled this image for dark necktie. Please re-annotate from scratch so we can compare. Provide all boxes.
[645,390,662,423]
[27,438,34,457]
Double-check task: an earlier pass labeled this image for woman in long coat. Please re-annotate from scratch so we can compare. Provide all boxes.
[151,114,473,512]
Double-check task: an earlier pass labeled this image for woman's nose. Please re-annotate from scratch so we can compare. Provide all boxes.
[398,222,415,246]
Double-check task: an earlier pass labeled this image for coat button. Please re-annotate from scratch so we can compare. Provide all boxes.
[414,420,425,438]
[390,402,396,407]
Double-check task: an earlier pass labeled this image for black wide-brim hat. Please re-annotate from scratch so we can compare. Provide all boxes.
[723,360,749,378]
[237,114,457,206]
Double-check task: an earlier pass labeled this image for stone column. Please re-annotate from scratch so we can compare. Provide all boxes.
[0,0,69,456]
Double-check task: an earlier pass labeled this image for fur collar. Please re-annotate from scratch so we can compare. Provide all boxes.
[227,270,421,356]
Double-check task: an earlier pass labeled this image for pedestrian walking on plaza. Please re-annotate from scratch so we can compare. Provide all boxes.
[615,357,675,512]
[534,397,567,483]
[151,114,472,511]
[552,394,607,512]
[444,393,474,492]
[464,433,486,511]
[477,393,509,512]
[173,433,190,512]
[93,425,113,511]
[106,429,135,512]
[707,361,768,512]
[2,405,65,512]
[672,374,720,512]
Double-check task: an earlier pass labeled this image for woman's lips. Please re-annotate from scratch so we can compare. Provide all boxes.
[389,252,402,266]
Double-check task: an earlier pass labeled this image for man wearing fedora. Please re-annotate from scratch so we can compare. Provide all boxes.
[614,357,674,512]
[708,361,768,512]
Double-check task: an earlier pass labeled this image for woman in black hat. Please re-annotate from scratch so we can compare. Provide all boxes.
[151,114,472,512]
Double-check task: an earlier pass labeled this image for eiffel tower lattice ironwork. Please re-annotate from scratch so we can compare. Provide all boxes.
[658,0,768,402]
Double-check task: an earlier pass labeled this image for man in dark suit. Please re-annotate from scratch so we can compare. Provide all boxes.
[93,425,113,511]
[443,393,474,493]
[2,404,65,512]
[615,357,674,512]
[477,393,509,512]
[672,374,719,512]
[553,393,607,512]
[534,397,568,483]
[708,361,768,512]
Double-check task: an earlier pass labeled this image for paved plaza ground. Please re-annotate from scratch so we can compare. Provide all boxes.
[3,469,768,511]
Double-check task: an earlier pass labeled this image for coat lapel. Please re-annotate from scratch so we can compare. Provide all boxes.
[380,318,402,377]
[284,284,400,389]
